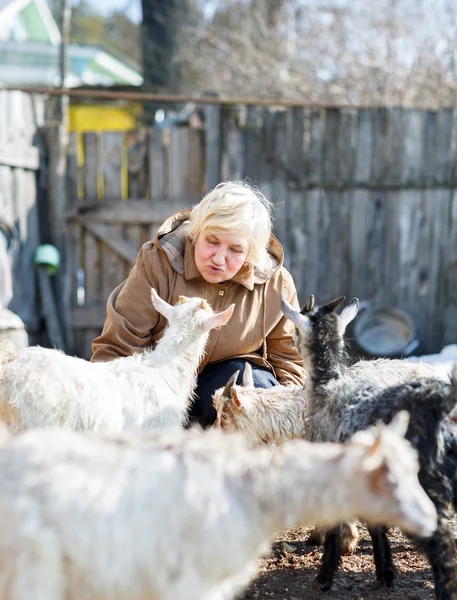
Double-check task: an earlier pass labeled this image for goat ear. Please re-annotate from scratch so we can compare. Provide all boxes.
[151,288,175,322]
[326,296,345,313]
[222,371,240,398]
[301,294,315,314]
[208,304,235,329]
[361,430,385,472]
[231,387,244,409]
[242,362,254,387]
[387,410,410,439]
[337,298,360,336]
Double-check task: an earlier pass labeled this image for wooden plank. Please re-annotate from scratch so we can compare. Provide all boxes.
[67,132,79,211]
[83,221,138,265]
[322,109,340,185]
[68,198,199,224]
[364,192,385,306]
[72,306,107,329]
[436,108,454,186]
[148,127,165,200]
[101,131,123,199]
[188,128,204,195]
[338,190,351,297]
[125,222,144,280]
[81,224,102,360]
[83,132,99,203]
[423,190,450,351]
[402,109,425,185]
[383,191,400,309]
[127,130,147,199]
[99,131,125,306]
[0,145,40,170]
[371,108,388,184]
[416,189,435,350]
[68,221,82,309]
[319,191,336,301]
[385,107,405,186]
[168,127,188,199]
[444,190,457,346]
[349,189,369,302]
[221,107,243,181]
[270,110,289,258]
[287,190,307,301]
[422,111,438,186]
[205,104,222,190]
[259,108,274,196]
[301,190,320,300]
[339,110,355,184]
[307,109,323,185]
[290,107,304,185]
[354,109,373,184]
[243,106,262,186]
[44,124,72,353]
[396,191,422,321]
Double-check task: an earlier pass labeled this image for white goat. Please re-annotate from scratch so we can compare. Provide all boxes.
[0,412,437,600]
[0,290,234,433]
[212,363,305,444]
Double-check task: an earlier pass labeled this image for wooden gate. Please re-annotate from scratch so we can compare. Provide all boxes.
[67,126,205,359]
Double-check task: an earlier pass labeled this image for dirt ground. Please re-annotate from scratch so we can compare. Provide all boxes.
[237,519,457,600]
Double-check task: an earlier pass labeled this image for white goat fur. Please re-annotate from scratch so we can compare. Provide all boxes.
[0,291,234,434]
[0,413,437,600]
[212,366,305,444]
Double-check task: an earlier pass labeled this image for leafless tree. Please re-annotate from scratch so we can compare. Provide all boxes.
[176,0,457,107]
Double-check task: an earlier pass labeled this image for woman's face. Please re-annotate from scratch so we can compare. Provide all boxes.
[194,230,249,283]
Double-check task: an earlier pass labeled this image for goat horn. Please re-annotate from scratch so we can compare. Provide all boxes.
[222,370,240,398]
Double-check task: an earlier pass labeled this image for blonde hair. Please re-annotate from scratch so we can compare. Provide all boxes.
[186,181,274,267]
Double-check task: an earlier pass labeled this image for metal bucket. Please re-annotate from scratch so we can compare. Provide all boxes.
[352,301,419,359]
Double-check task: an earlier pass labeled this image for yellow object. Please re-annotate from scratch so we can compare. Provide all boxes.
[69,103,143,199]
[69,104,141,133]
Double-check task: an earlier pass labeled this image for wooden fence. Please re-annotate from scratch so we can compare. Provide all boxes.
[67,104,457,359]
[2,91,456,359]
[0,90,45,345]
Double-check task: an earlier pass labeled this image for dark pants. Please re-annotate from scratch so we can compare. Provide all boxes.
[189,358,279,429]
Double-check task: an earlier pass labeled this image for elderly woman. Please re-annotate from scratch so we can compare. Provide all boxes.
[91,181,305,428]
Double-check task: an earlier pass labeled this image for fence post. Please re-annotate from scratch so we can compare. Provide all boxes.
[42,123,73,353]
[205,104,222,190]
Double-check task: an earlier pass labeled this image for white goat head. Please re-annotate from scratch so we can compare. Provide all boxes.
[151,289,235,336]
[280,294,360,357]
[212,364,254,432]
[342,410,437,538]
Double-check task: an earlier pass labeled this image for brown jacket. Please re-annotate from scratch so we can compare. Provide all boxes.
[91,209,305,386]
